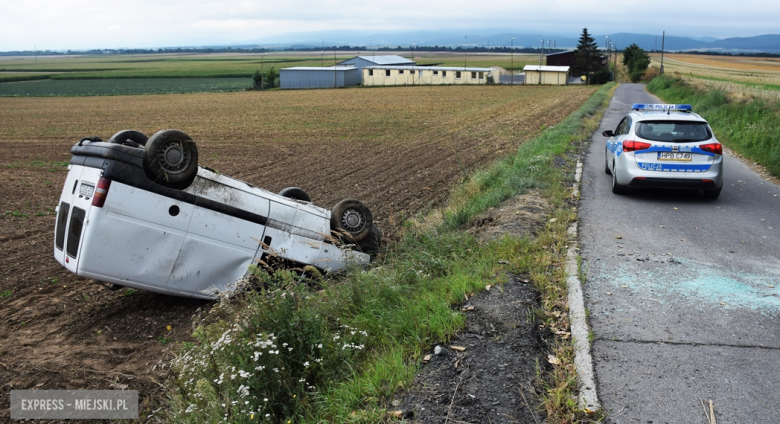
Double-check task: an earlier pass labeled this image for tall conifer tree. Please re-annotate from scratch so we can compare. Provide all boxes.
[574,28,600,83]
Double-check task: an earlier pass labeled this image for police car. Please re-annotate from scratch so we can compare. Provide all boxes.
[603,104,723,198]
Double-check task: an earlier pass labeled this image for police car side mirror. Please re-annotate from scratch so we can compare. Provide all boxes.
[602,130,614,137]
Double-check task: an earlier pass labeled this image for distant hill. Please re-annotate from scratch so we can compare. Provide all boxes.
[238,30,780,54]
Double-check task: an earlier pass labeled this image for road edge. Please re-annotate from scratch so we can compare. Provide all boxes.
[566,160,600,412]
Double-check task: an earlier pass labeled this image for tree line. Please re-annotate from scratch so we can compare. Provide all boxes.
[0,45,566,56]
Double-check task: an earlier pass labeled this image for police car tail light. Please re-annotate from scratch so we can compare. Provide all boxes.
[91,178,111,208]
[699,143,722,155]
[623,140,652,152]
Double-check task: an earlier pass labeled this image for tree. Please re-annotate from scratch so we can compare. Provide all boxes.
[264,67,279,88]
[573,28,600,82]
[252,69,262,90]
[622,44,651,82]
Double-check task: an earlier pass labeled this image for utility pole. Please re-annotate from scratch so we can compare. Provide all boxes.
[660,31,666,74]
[613,44,618,80]
[260,53,267,90]
[540,39,544,66]
[511,37,515,85]
[334,49,337,88]
[464,35,467,69]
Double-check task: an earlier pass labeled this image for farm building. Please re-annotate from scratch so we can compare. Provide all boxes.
[338,55,416,73]
[522,65,570,85]
[362,66,499,86]
[546,50,608,72]
[280,66,361,89]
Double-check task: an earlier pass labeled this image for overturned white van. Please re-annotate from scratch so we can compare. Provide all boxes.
[54,129,380,299]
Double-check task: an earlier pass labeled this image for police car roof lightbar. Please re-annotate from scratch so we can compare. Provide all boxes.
[631,104,692,112]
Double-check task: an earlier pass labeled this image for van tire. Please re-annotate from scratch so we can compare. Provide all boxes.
[108,129,148,147]
[143,130,199,189]
[331,199,373,243]
[358,225,383,255]
[278,187,311,202]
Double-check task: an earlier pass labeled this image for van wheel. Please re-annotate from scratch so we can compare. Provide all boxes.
[358,225,383,256]
[278,187,311,202]
[331,199,373,243]
[108,129,148,148]
[143,130,199,189]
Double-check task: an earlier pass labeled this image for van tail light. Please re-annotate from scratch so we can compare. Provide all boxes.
[699,143,722,155]
[92,178,111,208]
[623,140,652,152]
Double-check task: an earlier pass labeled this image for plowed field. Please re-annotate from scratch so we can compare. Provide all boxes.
[0,84,596,419]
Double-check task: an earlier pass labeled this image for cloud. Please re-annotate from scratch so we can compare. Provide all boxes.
[0,0,777,50]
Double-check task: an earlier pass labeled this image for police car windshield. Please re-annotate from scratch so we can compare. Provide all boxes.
[636,121,712,143]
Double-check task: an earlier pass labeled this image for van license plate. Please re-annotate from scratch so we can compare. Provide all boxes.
[80,183,95,197]
[658,152,691,161]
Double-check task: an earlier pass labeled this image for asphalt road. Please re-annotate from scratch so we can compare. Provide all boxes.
[579,83,780,423]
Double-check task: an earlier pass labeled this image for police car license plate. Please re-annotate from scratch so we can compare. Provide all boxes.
[658,152,691,161]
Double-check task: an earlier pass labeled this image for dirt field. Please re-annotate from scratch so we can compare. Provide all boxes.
[0,84,595,420]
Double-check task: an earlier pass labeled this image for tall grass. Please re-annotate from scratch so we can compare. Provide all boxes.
[165,83,616,423]
[647,74,780,177]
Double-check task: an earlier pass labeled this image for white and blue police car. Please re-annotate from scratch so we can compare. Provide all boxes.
[602,104,723,198]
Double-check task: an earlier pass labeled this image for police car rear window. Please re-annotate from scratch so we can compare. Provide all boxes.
[636,121,712,143]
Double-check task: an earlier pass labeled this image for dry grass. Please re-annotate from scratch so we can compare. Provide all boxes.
[650,53,780,102]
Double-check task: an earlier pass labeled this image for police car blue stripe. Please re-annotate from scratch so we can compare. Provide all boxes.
[636,162,711,172]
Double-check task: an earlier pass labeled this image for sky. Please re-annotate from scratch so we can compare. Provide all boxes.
[1,0,777,51]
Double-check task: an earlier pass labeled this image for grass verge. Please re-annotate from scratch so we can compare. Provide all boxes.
[647,74,780,178]
[164,83,616,424]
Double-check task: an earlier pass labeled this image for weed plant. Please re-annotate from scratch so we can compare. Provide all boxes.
[166,83,616,423]
[647,74,780,177]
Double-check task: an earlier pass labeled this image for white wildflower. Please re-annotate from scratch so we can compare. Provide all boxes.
[237,384,249,397]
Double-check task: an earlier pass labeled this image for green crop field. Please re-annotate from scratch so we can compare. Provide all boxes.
[0,53,343,79]
[0,51,543,96]
[0,77,252,96]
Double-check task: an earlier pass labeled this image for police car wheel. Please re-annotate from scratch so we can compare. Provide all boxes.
[604,151,612,175]
[611,165,625,194]
[703,189,721,199]
[143,129,199,189]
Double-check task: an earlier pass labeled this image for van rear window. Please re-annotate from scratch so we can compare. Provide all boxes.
[636,121,712,142]
[55,201,70,251]
[66,207,86,258]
